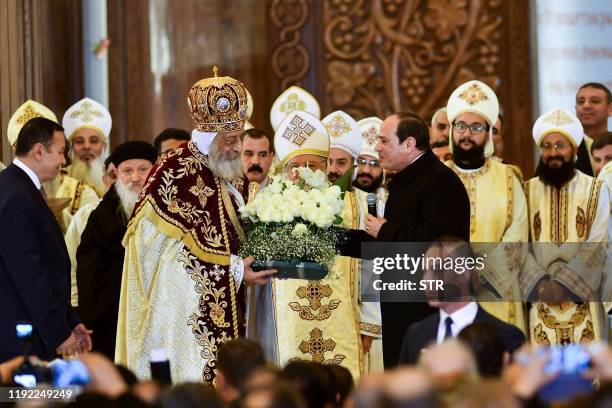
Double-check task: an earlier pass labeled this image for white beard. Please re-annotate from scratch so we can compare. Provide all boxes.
[114,180,140,219]
[208,142,244,181]
[70,155,107,193]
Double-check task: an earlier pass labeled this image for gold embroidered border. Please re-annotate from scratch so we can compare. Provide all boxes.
[220,180,246,243]
[125,200,231,266]
[346,191,364,368]
[228,268,239,338]
[70,180,84,215]
[585,179,602,239]
[553,264,591,300]
[504,167,514,233]
[560,185,568,242]
[360,322,382,335]
[449,161,492,239]
[550,185,568,243]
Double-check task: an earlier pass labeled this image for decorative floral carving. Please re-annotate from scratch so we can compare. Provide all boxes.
[270,0,311,89]
[322,0,503,120]
[424,0,469,41]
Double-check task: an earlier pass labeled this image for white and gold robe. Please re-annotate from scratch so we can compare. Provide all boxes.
[115,142,249,384]
[64,200,101,306]
[354,187,386,373]
[42,173,99,233]
[522,170,610,344]
[447,159,528,332]
[250,191,364,380]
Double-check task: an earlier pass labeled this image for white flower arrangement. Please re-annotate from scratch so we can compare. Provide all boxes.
[239,167,345,228]
[238,168,346,272]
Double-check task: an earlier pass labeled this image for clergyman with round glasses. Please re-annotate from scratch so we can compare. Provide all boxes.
[444,80,529,333]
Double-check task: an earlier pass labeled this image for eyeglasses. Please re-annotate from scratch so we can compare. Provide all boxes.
[540,142,570,152]
[357,158,380,168]
[453,122,487,135]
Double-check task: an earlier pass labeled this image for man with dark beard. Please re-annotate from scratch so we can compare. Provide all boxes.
[115,70,276,384]
[445,80,528,333]
[521,108,610,344]
[76,141,157,359]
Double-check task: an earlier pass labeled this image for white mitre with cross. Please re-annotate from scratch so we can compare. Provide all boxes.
[274,110,329,167]
[62,97,111,142]
[323,110,362,159]
[7,100,58,147]
[446,80,499,158]
[270,85,321,132]
[357,117,382,159]
[532,108,584,147]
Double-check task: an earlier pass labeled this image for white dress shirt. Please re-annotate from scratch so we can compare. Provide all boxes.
[13,158,42,190]
[436,302,479,343]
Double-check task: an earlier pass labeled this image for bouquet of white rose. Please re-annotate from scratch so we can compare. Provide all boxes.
[238,167,346,279]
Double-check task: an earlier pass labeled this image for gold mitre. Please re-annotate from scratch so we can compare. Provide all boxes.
[7,100,58,147]
[187,66,248,132]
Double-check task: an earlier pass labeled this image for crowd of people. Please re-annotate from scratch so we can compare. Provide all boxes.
[0,69,611,407]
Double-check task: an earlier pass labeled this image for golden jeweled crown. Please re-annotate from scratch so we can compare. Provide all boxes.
[187,66,248,132]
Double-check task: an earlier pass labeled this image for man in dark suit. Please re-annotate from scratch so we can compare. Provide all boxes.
[398,240,525,365]
[0,117,92,362]
[342,112,471,367]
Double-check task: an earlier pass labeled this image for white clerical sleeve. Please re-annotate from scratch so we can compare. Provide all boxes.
[230,254,244,292]
[554,183,610,298]
[359,300,382,338]
[116,216,204,383]
[64,200,100,306]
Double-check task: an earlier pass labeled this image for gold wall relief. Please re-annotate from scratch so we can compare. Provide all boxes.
[297,328,346,365]
[289,282,342,321]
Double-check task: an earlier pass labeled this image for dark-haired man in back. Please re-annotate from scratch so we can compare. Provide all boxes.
[153,127,191,158]
[341,111,470,367]
[241,128,275,185]
[215,338,265,406]
[574,82,612,175]
[591,132,612,176]
[0,117,92,362]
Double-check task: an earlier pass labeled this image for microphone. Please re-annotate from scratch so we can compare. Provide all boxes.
[150,349,172,385]
[366,193,377,217]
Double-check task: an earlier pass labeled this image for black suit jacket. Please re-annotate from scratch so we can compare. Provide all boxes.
[342,149,471,367]
[0,164,80,362]
[398,305,525,365]
[76,185,127,359]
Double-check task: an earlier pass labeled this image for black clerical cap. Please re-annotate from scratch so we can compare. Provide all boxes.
[111,141,157,167]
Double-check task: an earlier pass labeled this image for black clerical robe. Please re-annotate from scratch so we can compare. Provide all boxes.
[76,185,127,359]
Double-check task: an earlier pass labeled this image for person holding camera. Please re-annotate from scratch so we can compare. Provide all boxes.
[0,116,92,362]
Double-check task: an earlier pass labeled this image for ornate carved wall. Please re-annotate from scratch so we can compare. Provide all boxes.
[0,0,82,164]
[268,0,534,176]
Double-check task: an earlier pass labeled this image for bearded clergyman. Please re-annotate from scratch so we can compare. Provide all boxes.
[115,69,275,384]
